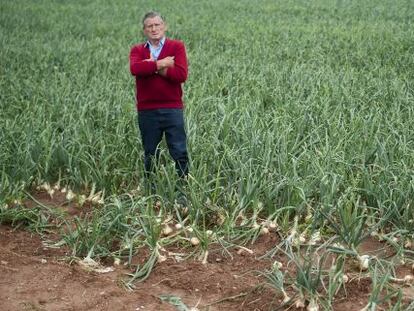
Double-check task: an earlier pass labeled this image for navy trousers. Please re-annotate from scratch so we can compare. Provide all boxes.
[138,109,189,178]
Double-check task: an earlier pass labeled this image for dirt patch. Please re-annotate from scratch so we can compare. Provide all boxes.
[0,225,281,311]
[358,236,395,259]
[1,192,413,311]
[1,224,397,311]
[0,225,171,311]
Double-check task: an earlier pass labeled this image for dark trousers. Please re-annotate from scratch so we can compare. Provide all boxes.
[138,109,189,179]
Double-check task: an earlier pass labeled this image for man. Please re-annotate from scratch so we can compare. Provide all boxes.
[129,12,189,194]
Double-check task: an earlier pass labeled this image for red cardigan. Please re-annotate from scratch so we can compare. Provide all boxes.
[129,38,188,111]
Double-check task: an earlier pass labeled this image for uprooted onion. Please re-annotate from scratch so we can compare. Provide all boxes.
[162,224,173,236]
[190,237,200,246]
[357,255,370,271]
[307,299,319,311]
[260,227,269,235]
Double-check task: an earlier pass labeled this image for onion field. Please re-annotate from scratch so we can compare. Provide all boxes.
[1,0,414,310]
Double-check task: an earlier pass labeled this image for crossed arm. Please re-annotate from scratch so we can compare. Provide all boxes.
[129,42,188,83]
[145,55,175,77]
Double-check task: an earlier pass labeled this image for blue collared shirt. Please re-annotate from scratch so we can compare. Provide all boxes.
[145,37,166,60]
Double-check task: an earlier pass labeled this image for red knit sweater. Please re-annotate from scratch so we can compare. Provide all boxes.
[129,38,188,111]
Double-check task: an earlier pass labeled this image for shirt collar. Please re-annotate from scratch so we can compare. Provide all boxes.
[144,37,166,48]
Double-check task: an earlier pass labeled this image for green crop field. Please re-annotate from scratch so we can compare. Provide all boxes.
[1,0,414,309]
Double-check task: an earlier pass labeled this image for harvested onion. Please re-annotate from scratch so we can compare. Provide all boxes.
[162,225,173,236]
[358,255,370,271]
[190,237,200,246]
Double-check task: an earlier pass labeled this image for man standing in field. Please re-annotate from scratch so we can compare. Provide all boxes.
[129,12,189,196]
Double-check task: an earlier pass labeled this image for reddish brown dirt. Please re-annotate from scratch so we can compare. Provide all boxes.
[1,192,413,310]
[1,224,390,311]
[0,225,280,311]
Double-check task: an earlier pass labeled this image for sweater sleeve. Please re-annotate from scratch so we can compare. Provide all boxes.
[164,41,188,83]
[129,45,157,77]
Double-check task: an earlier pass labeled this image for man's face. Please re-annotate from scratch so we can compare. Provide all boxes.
[143,16,166,42]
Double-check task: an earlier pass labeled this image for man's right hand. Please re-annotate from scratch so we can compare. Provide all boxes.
[156,56,175,70]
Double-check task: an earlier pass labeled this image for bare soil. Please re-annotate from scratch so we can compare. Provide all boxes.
[1,193,413,311]
[0,225,278,311]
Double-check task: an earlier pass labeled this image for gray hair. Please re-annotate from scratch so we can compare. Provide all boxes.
[142,11,165,28]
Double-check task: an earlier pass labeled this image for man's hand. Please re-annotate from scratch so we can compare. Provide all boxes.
[142,55,174,76]
[156,56,175,71]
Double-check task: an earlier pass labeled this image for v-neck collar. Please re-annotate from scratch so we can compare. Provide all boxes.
[154,38,168,60]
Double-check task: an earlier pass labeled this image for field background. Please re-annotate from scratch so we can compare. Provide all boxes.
[1,0,414,310]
